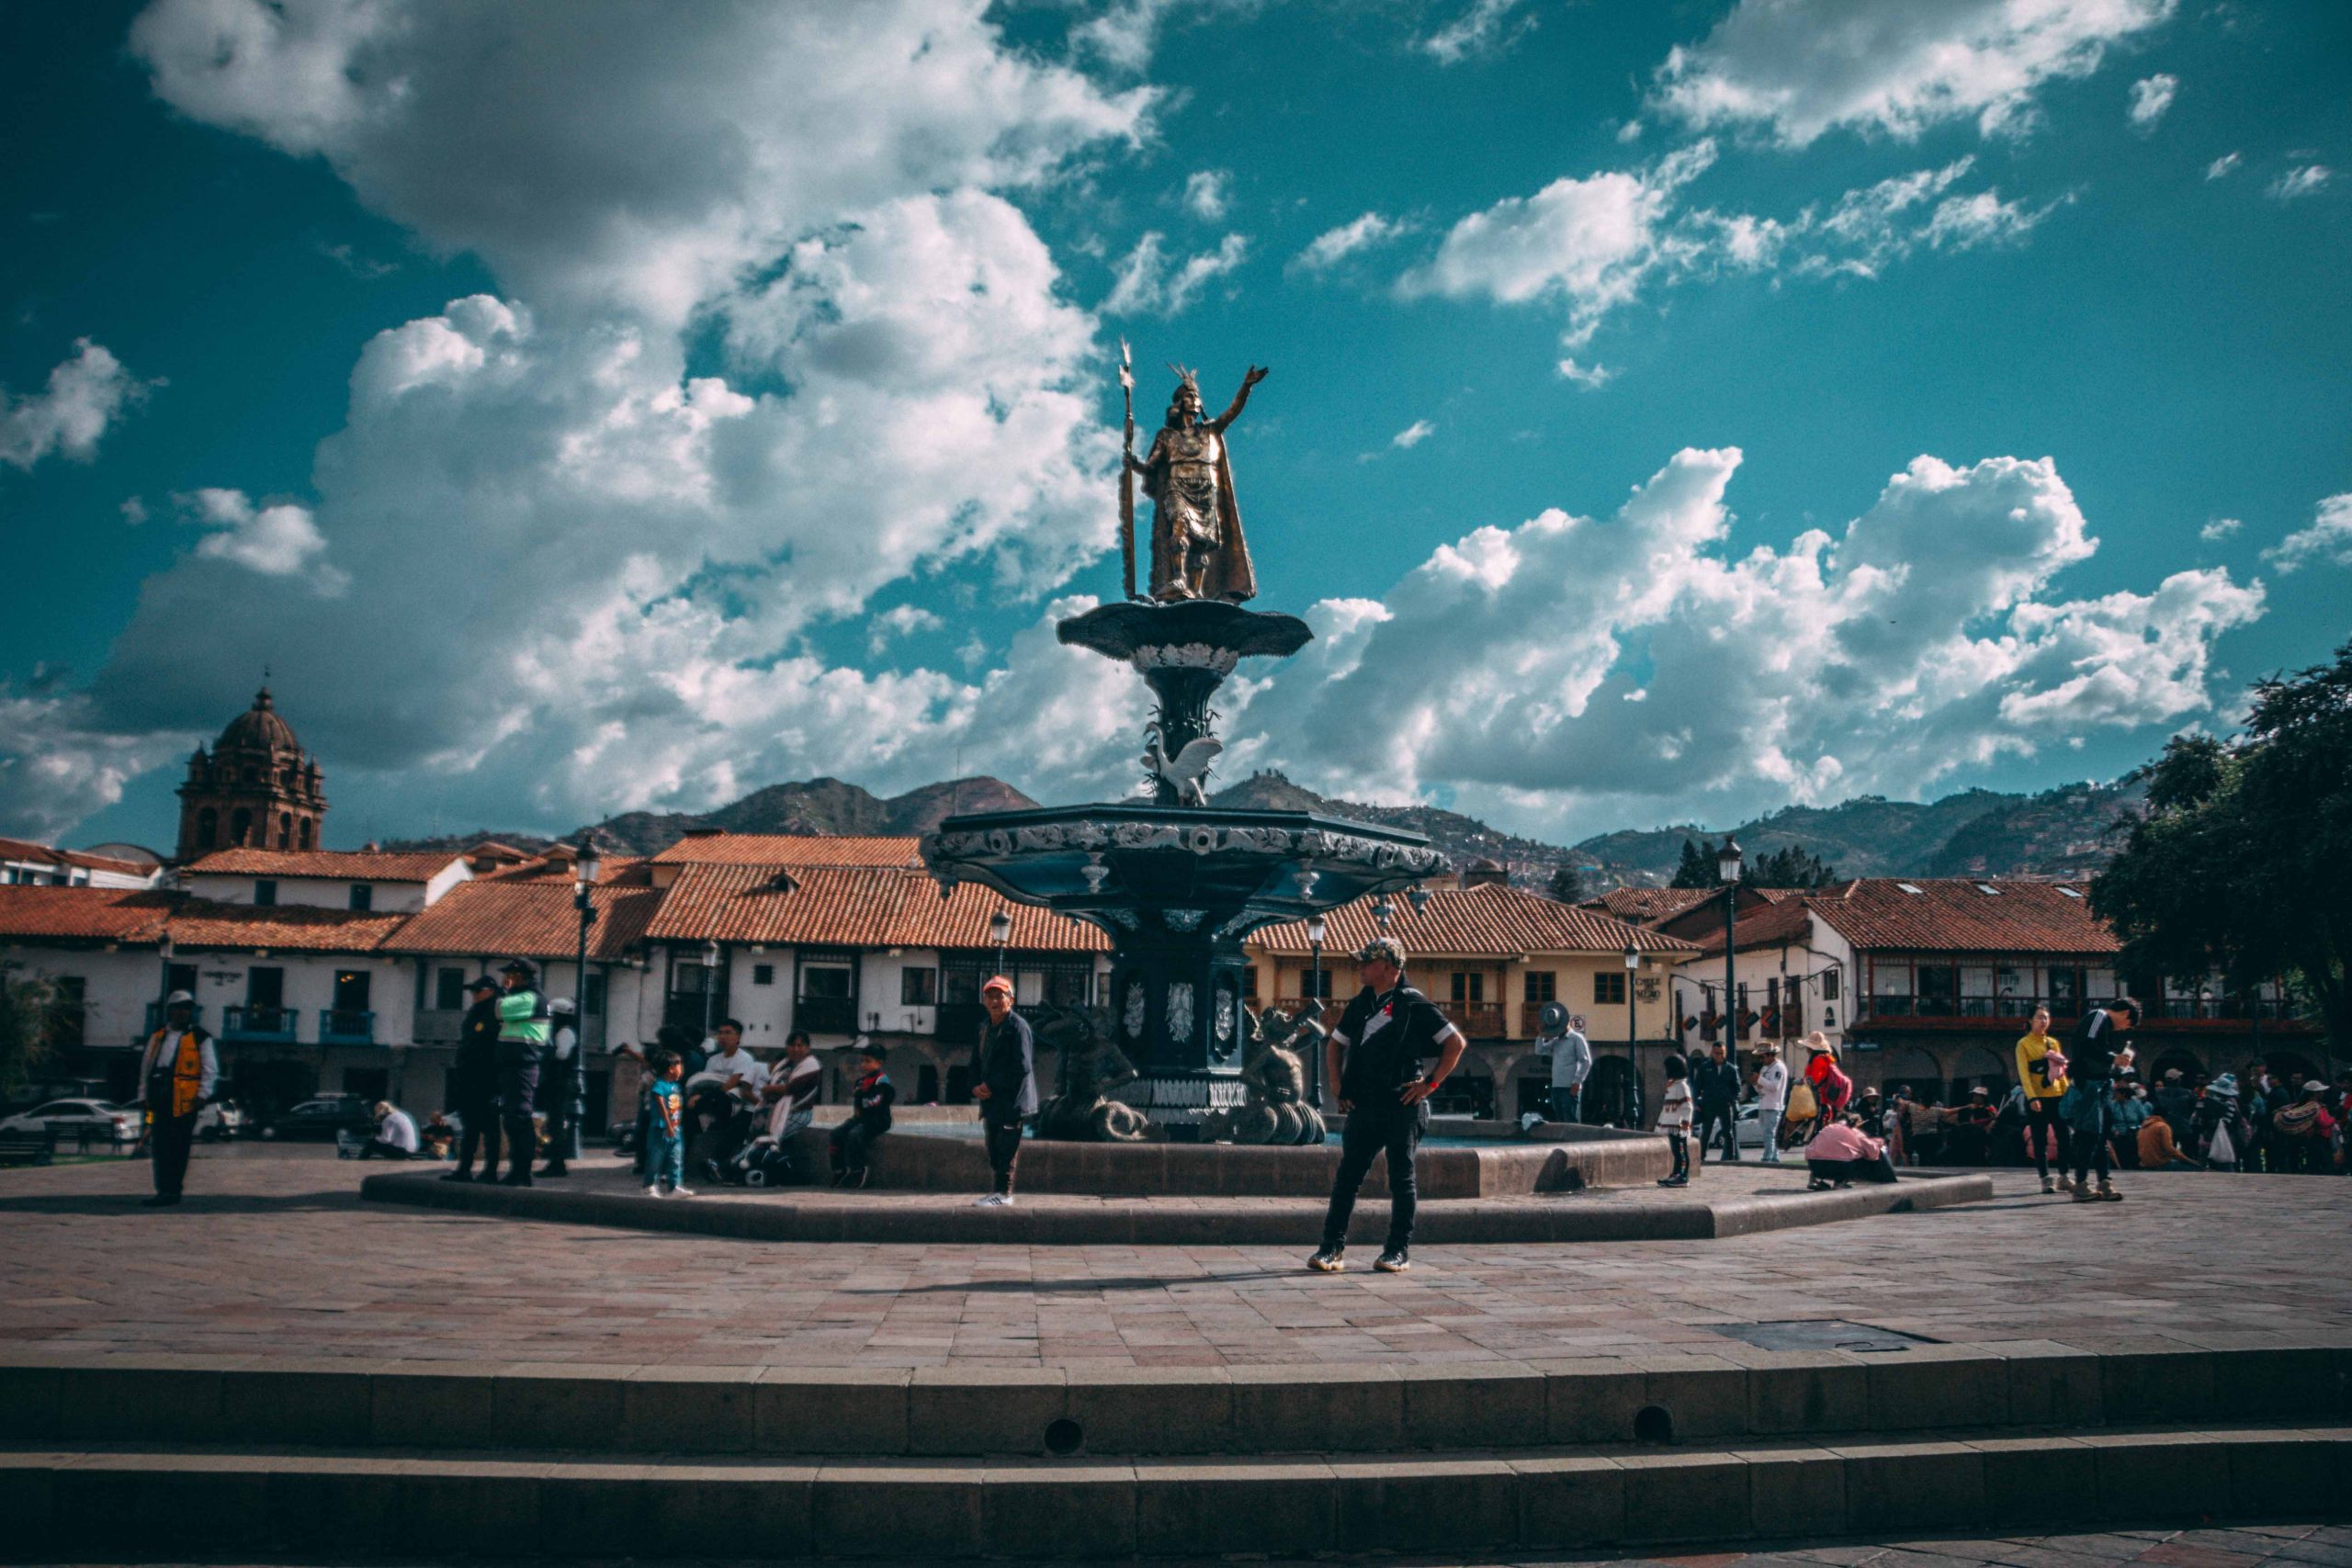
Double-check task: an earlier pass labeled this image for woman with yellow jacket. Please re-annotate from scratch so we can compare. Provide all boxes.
[2015,1004,2070,1193]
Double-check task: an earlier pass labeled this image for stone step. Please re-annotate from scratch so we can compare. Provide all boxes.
[357,1165,1993,1244]
[6,1339,2343,1459]
[2,1424,2343,1560]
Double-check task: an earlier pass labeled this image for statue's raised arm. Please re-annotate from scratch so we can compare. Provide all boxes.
[1205,365,1270,433]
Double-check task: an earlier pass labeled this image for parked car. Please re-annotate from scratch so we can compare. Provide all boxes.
[195,1101,246,1142]
[260,1096,379,1141]
[0,1098,141,1146]
[1,1078,111,1120]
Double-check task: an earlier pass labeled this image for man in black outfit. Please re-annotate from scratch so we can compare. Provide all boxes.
[444,976,503,1182]
[2064,997,2140,1202]
[1691,1040,1743,1163]
[1309,937,1465,1276]
[971,976,1038,1206]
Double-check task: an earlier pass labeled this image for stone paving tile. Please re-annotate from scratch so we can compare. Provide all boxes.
[1,1147,2348,1371]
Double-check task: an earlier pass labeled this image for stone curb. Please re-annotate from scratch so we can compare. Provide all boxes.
[4,1337,2343,1459]
[0,1425,2342,1560]
[354,1168,1993,1246]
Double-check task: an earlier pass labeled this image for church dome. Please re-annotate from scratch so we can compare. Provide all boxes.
[217,686,300,753]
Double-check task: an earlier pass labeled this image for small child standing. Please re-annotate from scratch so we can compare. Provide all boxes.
[1657,1052,1693,1188]
[645,1050,694,1199]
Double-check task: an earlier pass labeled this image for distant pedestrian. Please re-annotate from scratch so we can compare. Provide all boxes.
[1752,1042,1788,1163]
[1804,1114,1896,1189]
[359,1100,418,1160]
[829,1044,895,1188]
[2060,998,2139,1202]
[1537,1005,1591,1124]
[2195,1073,2245,1170]
[2268,1081,2338,1175]
[133,991,217,1208]
[643,1050,691,1198]
[444,976,503,1182]
[972,976,1038,1207]
[2015,1004,2071,1192]
[493,959,550,1187]
[1802,1034,1850,1136]
[1308,937,1465,1276]
[1656,1053,1693,1188]
[1692,1040,1742,1163]
[537,998,582,1179]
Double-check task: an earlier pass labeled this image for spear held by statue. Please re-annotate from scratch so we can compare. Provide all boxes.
[1117,338,1137,601]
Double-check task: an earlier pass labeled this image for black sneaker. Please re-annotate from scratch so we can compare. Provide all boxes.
[853,1168,872,1190]
[1374,1249,1410,1273]
[1306,1245,1345,1273]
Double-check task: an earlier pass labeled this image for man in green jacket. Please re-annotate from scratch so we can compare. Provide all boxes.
[494,959,550,1187]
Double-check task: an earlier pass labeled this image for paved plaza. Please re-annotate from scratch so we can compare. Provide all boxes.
[2,1146,2346,1371]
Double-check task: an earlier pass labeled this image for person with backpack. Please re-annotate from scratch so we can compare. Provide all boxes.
[2269,1080,2339,1174]
[2059,998,2139,1202]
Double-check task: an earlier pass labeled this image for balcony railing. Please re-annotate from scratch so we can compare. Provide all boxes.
[1860,994,2304,1027]
[221,1004,298,1043]
[1438,1000,1507,1039]
[319,1009,376,1044]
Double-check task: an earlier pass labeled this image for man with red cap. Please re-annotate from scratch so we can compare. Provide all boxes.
[972,975,1038,1206]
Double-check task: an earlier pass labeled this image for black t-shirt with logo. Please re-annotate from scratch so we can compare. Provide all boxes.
[1334,984,1459,1104]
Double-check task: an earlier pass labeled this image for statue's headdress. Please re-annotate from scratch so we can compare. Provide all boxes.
[1166,363,1201,408]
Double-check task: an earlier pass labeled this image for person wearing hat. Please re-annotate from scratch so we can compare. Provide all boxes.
[2193,1072,2245,1170]
[2268,1079,2339,1175]
[972,976,1039,1206]
[1308,936,1464,1276]
[492,959,550,1186]
[2153,1066,2197,1147]
[1947,1086,1996,1166]
[536,998,583,1179]
[445,976,504,1181]
[1534,1004,1589,1125]
[1752,1042,1789,1163]
[132,991,217,1207]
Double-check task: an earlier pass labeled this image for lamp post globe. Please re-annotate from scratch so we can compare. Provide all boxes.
[989,908,1012,975]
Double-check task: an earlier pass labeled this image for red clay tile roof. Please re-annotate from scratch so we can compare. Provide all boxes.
[186,848,461,883]
[390,881,667,961]
[647,834,925,868]
[1800,878,2118,955]
[1690,896,1818,954]
[475,854,651,886]
[1586,886,1717,925]
[0,886,175,942]
[164,899,410,953]
[1251,883,1698,958]
[642,864,1106,952]
[0,837,157,877]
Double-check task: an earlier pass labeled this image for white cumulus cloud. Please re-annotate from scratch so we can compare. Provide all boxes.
[2127,73,2177,130]
[178,488,345,589]
[2198,516,2240,543]
[2262,493,2352,574]
[1102,231,1249,316]
[1291,212,1411,273]
[1651,0,2176,148]
[2205,151,2241,180]
[2267,164,2332,201]
[1182,169,1230,220]
[0,340,153,470]
[1419,0,1535,65]
[1391,419,1436,449]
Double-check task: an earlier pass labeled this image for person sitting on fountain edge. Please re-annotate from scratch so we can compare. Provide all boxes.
[1309,936,1465,1275]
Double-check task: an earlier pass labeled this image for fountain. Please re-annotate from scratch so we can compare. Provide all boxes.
[922,359,1446,1137]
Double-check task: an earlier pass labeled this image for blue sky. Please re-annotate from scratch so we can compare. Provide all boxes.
[2,0,2346,852]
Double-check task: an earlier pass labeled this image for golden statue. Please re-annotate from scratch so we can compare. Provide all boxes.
[1122,362,1267,603]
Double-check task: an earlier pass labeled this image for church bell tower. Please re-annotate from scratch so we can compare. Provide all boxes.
[174,686,328,862]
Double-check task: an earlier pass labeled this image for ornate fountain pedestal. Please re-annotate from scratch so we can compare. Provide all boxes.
[923,597,1446,1137]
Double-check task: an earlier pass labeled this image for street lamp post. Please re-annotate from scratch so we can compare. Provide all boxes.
[1717,838,1744,1065]
[1306,914,1328,1108]
[1622,939,1640,1127]
[989,908,1012,979]
[571,836,600,1045]
[155,933,175,1030]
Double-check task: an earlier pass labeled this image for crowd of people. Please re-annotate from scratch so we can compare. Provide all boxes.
[1654,997,2349,1197]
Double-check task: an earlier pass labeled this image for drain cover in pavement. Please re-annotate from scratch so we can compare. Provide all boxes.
[1705,1319,1939,1354]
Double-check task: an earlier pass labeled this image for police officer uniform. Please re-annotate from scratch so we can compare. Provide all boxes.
[445,976,503,1181]
[493,960,549,1186]
[136,993,218,1207]
[1312,953,1463,1272]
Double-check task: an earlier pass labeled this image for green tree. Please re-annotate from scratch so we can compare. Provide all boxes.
[2091,642,2352,1055]
[1746,844,1842,889]
[1545,862,1587,903]
[0,975,62,1100]
[1669,837,1716,888]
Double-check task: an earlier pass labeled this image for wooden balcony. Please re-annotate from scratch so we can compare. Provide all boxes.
[1439,1000,1507,1039]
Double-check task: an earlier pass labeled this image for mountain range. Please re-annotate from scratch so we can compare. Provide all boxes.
[386,771,2143,885]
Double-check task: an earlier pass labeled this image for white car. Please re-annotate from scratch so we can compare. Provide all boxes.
[0,1099,141,1145]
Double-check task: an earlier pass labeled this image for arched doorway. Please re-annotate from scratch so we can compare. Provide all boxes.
[2147,1049,2205,1089]
[1950,1045,2010,1101]
[1878,1046,1943,1102]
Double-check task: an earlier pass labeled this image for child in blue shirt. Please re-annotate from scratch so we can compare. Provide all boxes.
[645,1050,693,1198]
